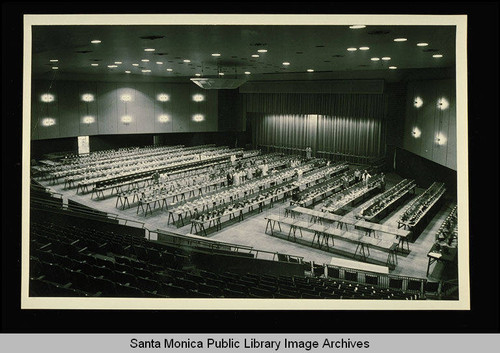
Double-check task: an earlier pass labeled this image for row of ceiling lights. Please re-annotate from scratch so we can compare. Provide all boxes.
[47,26,445,74]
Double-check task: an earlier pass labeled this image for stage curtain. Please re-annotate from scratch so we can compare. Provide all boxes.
[249,93,386,157]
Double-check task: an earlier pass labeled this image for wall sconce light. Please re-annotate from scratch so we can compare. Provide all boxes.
[437,97,449,110]
[157,93,170,102]
[41,117,56,126]
[81,93,94,102]
[120,94,132,102]
[82,116,95,124]
[158,114,170,123]
[412,127,421,138]
[121,115,132,125]
[41,93,55,103]
[192,94,205,102]
[435,132,447,145]
[192,114,204,122]
[413,97,423,108]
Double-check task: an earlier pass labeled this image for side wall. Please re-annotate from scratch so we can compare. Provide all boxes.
[402,79,457,170]
[31,80,218,140]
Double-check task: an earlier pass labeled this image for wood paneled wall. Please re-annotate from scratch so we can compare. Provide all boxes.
[30,80,218,140]
[402,79,457,170]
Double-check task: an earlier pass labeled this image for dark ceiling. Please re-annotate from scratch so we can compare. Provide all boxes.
[31,24,456,83]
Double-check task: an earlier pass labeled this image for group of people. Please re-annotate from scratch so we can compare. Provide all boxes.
[226,159,271,187]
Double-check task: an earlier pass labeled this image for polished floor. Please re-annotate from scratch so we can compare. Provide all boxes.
[37,168,458,281]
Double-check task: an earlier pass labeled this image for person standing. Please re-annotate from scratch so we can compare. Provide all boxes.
[354,169,361,183]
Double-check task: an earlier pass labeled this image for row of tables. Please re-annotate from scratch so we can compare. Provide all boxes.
[264,213,400,269]
[286,205,412,254]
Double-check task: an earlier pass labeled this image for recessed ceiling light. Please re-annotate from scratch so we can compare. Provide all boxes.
[52,66,58,70]
[141,59,149,62]
[349,25,366,29]
[91,63,99,67]
[195,73,201,77]
[120,94,132,102]
[433,54,443,58]
[389,66,397,70]
[107,65,117,68]
[244,71,251,75]
[114,61,122,64]
[257,49,268,53]
[417,42,429,47]
[251,54,259,58]
[132,63,139,66]
[166,68,173,72]
[307,69,314,72]
[183,59,191,63]
[125,70,131,73]
[192,114,204,122]
[156,62,163,65]
[211,53,221,57]
[394,38,407,42]
[219,72,224,76]
[371,57,380,61]
[359,47,370,51]
[141,69,151,73]
[282,62,290,66]
[91,40,101,44]
[382,57,391,61]
[347,47,357,52]
[49,59,58,62]
[144,48,155,52]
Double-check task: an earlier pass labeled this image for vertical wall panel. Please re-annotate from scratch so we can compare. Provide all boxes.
[206,90,218,131]
[116,84,138,134]
[31,80,222,140]
[78,81,99,136]
[401,79,457,171]
[154,83,173,133]
[57,81,80,137]
[171,84,190,132]
[133,82,155,133]
[97,82,118,134]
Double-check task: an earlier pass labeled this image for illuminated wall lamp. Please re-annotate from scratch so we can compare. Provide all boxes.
[157,93,170,102]
[120,94,132,102]
[82,116,95,124]
[121,115,132,125]
[414,97,423,108]
[192,94,205,102]
[158,114,170,123]
[412,127,421,138]
[192,114,204,122]
[81,93,94,102]
[41,117,56,127]
[435,133,447,146]
[437,98,449,110]
[41,93,55,103]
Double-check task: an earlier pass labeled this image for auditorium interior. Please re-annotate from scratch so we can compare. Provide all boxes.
[25,18,467,307]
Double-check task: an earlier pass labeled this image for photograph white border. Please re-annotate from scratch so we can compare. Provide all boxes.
[21,13,469,310]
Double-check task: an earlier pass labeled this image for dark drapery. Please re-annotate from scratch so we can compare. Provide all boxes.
[248,93,386,158]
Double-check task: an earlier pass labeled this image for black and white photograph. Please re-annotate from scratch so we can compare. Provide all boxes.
[22,13,470,312]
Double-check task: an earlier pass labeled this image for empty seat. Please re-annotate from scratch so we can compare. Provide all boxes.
[364,275,379,286]
[115,283,145,297]
[327,266,340,279]
[389,278,404,290]
[223,288,247,298]
[344,271,358,282]
[197,283,223,297]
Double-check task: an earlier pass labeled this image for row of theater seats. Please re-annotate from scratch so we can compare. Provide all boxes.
[30,219,422,299]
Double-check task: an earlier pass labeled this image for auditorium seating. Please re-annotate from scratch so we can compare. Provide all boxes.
[30,215,428,300]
